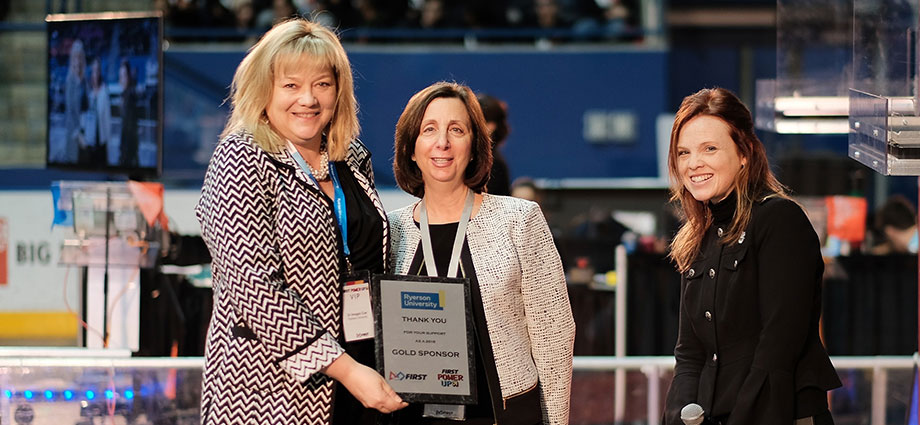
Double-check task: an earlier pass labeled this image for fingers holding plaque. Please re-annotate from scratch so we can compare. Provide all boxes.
[371,274,478,405]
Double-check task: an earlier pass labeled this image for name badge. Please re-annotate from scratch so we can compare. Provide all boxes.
[423,403,465,420]
[342,272,374,342]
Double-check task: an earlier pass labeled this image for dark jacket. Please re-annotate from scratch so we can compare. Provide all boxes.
[664,194,841,425]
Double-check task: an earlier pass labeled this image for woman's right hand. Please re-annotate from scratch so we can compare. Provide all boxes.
[324,353,409,414]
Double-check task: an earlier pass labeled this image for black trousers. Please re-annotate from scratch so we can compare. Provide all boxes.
[710,409,834,425]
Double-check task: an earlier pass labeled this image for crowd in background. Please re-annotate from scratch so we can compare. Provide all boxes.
[154,0,641,40]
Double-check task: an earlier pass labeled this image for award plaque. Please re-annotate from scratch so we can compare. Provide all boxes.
[371,274,477,404]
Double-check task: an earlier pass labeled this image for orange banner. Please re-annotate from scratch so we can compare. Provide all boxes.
[825,196,867,243]
[127,181,169,231]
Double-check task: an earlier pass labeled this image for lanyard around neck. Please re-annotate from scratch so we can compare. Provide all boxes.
[287,141,351,259]
[419,188,474,278]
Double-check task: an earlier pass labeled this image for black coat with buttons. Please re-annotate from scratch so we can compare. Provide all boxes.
[663,194,841,425]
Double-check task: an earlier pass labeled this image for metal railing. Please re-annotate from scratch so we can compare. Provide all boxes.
[573,355,917,425]
[0,352,915,425]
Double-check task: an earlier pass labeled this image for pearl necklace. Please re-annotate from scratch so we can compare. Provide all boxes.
[307,148,330,181]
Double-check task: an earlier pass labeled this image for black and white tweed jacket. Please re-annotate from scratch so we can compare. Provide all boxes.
[196,132,387,425]
[388,194,575,425]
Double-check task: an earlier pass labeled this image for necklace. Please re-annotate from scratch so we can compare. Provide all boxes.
[307,148,330,181]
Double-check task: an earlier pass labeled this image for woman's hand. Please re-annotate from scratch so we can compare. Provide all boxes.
[324,354,409,414]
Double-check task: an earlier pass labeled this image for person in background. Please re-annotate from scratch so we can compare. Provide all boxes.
[84,57,110,164]
[118,59,139,167]
[255,0,299,30]
[138,228,213,358]
[870,194,918,254]
[417,0,449,28]
[388,81,575,424]
[233,0,256,31]
[201,0,236,27]
[476,93,511,196]
[510,176,540,203]
[663,87,840,425]
[64,39,87,163]
[165,0,200,28]
[195,18,405,424]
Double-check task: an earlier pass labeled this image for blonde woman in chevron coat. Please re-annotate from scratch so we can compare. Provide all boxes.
[196,19,406,424]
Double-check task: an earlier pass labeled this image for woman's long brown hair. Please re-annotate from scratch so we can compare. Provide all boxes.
[668,88,788,272]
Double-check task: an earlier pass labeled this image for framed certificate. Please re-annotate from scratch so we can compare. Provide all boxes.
[371,274,477,404]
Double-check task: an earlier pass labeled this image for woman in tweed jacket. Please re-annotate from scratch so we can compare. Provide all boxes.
[196,19,405,425]
[387,82,575,425]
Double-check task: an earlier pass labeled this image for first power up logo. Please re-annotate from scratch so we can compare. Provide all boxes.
[400,291,444,310]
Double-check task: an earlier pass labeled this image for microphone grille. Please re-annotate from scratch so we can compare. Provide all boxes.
[680,403,704,419]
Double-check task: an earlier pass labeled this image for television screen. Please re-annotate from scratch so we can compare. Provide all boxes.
[46,12,163,178]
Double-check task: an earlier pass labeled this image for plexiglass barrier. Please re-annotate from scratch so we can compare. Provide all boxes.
[54,181,162,269]
[849,89,892,174]
[776,0,853,98]
[0,354,203,425]
[851,0,916,98]
[759,0,919,139]
[846,0,920,175]
[756,0,854,133]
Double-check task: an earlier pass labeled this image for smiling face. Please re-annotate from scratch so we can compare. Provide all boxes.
[412,97,473,191]
[676,115,746,203]
[265,58,337,149]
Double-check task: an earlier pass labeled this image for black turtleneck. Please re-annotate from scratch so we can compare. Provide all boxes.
[709,192,737,225]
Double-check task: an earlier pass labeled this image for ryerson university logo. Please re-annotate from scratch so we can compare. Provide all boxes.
[401,291,445,310]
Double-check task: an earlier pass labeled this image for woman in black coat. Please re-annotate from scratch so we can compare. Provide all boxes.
[663,87,841,425]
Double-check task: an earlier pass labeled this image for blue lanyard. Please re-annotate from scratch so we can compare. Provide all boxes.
[328,163,350,257]
[287,143,350,259]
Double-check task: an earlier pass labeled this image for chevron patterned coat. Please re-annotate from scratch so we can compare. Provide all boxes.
[196,132,388,424]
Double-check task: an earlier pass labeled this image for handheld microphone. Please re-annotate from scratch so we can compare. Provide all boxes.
[680,403,704,425]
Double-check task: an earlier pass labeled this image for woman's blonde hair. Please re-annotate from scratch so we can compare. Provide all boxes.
[668,87,788,272]
[220,18,358,160]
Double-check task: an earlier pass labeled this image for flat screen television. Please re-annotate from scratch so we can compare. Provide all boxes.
[46,12,163,178]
